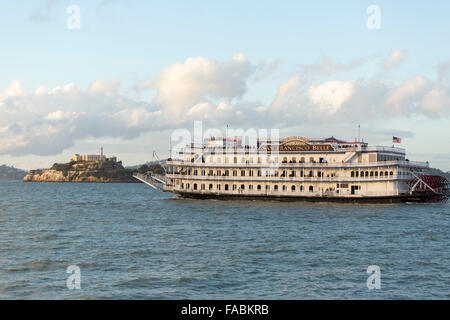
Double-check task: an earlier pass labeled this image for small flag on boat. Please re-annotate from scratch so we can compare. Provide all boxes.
[393,136,402,143]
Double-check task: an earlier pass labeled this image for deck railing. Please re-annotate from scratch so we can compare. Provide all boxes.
[165,173,415,183]
[166,159,429,169]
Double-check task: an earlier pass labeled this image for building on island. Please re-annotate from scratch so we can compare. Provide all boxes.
[71,147,117,163]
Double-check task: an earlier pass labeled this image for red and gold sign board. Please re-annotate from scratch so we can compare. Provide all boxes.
[266,138,334,152]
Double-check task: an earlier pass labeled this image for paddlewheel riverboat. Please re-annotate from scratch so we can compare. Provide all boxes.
[135,136,449,203]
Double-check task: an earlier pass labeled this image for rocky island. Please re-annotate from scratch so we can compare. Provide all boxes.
[23,149,136,183]
[23,159,137,183]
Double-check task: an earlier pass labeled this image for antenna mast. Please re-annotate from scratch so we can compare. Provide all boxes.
[358,124,361,142]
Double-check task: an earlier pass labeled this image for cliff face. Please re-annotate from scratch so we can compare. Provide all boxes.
[23,160,136,183]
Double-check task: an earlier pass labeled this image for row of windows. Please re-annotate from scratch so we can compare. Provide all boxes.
[181,168,394,178]
[180,183,316,192]
[197,156,325,164]
[184,169,329,177]
[350,171,394,177]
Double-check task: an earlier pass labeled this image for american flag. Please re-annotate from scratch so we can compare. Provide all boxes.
[392,136,402,143]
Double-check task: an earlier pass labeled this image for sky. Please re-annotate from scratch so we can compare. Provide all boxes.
[1,0,450,170]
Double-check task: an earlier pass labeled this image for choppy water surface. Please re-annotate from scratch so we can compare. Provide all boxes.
[0,181,448,299]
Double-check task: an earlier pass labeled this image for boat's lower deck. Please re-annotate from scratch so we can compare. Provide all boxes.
[169,191,444,203]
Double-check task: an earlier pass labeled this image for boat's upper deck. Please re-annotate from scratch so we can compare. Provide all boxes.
[174,136,406,160]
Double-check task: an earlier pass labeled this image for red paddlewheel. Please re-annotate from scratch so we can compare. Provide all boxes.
[408,175,449,202]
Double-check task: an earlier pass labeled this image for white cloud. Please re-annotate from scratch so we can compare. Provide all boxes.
[153,54,254,118]
[35,86,48,95]
[2,80,26,97]
[88,79,119,94]
[186,102,215,120]
[308,81,355,114]
[384,75,429,115]
[45,110,78,121]
[381,49,406,71]
[421,87,450,114]
[255,106,267,112]
[302,56,368,78]
[216,101,233,112]
[271,75,300,111]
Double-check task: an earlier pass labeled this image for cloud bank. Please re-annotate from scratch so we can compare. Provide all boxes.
[1,52,449,156]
